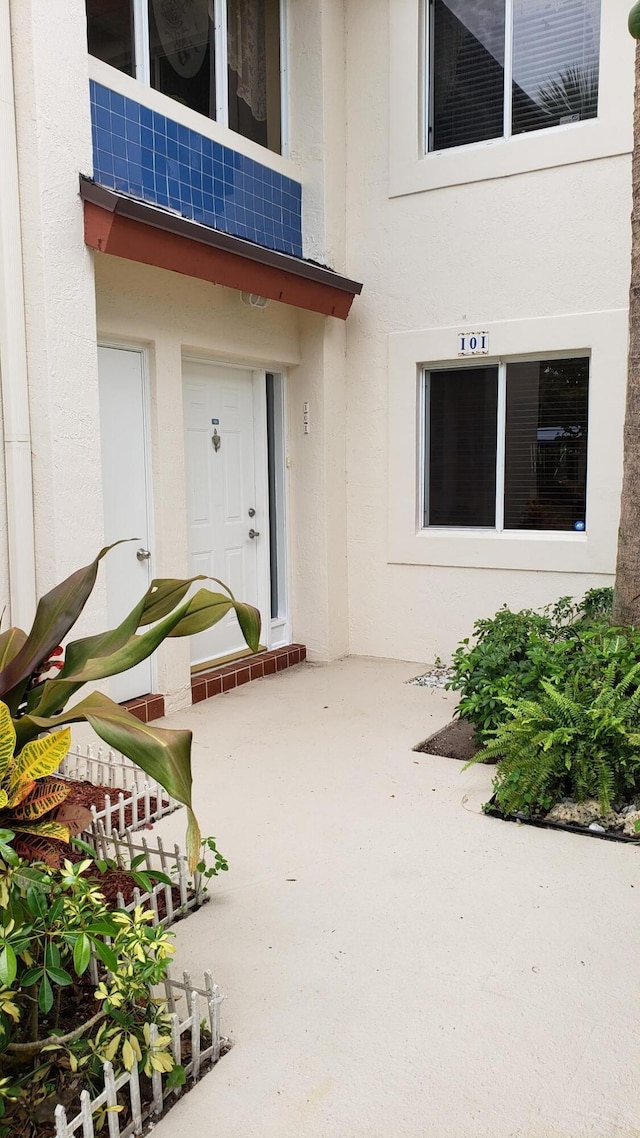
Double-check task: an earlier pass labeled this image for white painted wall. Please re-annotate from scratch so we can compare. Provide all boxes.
[343,0,634,663]
[10,0,106,634]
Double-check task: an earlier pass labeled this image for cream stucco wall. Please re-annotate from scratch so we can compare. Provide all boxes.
[343,0,634,663]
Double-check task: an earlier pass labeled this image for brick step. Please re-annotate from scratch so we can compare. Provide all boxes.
[191,644,307,703]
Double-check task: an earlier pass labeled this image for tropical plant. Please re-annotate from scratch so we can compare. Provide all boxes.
[537,64,599,123]
[0,543,260,869]
[464,663,640,817]
[0,842,179,1135]
[446,589,623,740]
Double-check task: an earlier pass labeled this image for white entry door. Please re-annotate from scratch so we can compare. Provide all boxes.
[183,360,267,665]
[98,345,154,703]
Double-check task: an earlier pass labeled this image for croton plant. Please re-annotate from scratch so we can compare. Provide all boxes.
[0,543,260,869]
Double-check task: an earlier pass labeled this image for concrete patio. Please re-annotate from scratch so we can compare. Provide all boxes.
[150,656,640,1138]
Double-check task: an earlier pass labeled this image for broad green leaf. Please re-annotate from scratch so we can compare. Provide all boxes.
[630,1,640,38]
[38,973,54,1015]
[26,887,48,919]
[46,965,73,987]
[0,543,123,712]
[9,730,71,794]
[139,576,233,626]
[0,701,16,782]
[21,967,43,987]
[91,938,118,974]
[73,933,91,976]
[0,628,27,671]
[22,693,198,868]
[0,945,16,987]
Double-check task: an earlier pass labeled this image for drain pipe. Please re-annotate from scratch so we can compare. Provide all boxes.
[0,0,36,628]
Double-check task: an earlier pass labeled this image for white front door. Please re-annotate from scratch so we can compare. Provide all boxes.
[98,345,154,702]
[183,360,267,665]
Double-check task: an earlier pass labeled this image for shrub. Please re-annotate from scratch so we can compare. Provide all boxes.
[445,588,628,740]
[0,837,180,1134]
[464,663,640,817]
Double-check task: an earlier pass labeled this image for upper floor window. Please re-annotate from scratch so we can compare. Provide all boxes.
[425,0,601,153]
[86,0,283,155]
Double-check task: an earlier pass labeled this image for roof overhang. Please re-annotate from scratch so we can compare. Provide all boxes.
[80,177,362,320]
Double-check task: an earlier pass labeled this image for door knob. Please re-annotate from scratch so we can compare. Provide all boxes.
[248,507,256,517]
[248,529,260,539]
[136,548,151,561]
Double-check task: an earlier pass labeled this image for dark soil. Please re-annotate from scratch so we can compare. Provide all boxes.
[413,718,492,762]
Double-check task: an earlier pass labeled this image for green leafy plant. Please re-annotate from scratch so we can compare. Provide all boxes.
[464,663,640,817]
[0,543,260,869]
[0,843,181,1135]
[446,589,621,740]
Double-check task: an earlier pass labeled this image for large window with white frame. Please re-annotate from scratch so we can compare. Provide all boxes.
[422,356,589,532]
[86,0,283,154]
[424,0,601,154]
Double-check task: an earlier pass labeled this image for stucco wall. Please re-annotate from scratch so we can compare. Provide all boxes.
[343,0,634,663]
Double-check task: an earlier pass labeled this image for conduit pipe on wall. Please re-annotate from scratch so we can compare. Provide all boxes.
[0,0,36,627]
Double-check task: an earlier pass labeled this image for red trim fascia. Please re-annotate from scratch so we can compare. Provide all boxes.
[83,198,358,319]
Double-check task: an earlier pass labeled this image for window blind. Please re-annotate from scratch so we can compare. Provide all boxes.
[503,358,588,531]
[427,366,498,527]
[430,0,505,152]
[512,0,600,135]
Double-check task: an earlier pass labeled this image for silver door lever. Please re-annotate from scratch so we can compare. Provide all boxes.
[137,548,151,561]
[248,529,260,539]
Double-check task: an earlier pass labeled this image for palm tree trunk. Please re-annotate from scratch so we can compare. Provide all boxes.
[613,40,640,625]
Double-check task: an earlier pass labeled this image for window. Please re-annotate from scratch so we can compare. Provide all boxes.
[426,0,601,153]
[423,357,589,532]
[87,0,283,154]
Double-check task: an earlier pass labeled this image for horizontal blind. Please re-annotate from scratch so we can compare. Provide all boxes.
[427,366,498,528]
[430,0,506,152]
[504,358,588,532]
[512,0,600,135]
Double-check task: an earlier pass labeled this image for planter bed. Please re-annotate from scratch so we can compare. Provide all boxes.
[51,971,227,1138]
[484,796,640,845]
[414,719,489,762]
[59,745,180,835]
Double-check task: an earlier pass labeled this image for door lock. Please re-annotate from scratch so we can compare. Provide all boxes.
[248,529,260,539]
[137,548,151,561]
[248,507,256,517]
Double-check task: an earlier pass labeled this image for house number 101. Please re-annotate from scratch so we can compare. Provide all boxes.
[458,331,489,356]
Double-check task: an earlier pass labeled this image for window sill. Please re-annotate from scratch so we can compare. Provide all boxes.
[88,56,298,181]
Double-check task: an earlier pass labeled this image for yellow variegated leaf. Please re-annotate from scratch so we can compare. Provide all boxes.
[10,777,71,821]
[9,727,71,796]
[0,789,7,809]
[7,779,34,808]
[12,820,70,841]
[0,700,16,782]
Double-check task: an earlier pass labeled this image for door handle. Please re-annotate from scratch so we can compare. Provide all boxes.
[136,548,151,561]
[248,529,260,540]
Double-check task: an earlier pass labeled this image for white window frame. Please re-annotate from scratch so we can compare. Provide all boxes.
[387,310,627,575]
[389,0,632,197]
[126,0,288,153]
[420,354,589,535]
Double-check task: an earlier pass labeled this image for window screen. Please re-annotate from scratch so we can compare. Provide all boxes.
[86,0,134,76]
[148,0,215,119]
[426,366,499,527]
[504,358,588,531]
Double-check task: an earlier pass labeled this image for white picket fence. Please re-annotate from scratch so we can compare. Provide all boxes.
[60,745,180,836]
[84,823,206,932]
[54,971,226,1138]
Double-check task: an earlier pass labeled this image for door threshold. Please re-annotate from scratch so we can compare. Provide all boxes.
[191,644,306,702]
[191,645,267,675]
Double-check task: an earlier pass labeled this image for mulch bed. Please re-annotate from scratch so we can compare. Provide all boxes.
[413,718,494,762]
[63,779,163,828]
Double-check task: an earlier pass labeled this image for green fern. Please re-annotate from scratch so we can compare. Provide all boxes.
[464,664,640,816]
